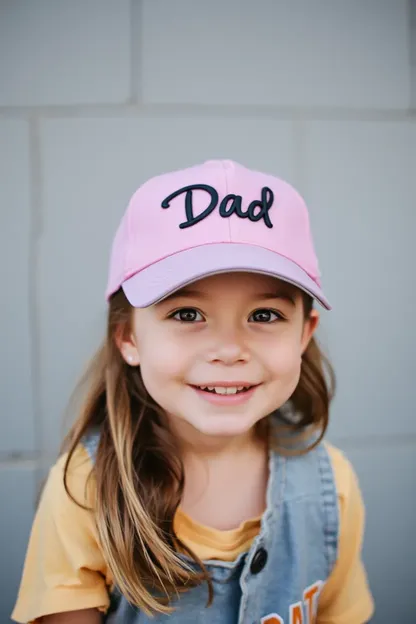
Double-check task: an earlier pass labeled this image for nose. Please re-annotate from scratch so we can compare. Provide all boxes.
[207,327,250,366]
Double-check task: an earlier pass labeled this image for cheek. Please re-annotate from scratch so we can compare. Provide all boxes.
[265,337,303,383]
[136,331,189,388]
[138,343,192,416]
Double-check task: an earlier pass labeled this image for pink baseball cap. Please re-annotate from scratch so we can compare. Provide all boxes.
[106,160,330,310]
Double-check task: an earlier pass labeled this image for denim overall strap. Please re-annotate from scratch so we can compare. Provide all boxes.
[82,429,100,463]
[317,443,339,572]
[236,442,339,624]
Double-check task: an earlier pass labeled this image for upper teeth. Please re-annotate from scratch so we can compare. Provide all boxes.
[198,386,248,395]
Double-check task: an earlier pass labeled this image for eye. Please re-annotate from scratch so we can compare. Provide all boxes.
[249,308,284,323]
[170,308,204,323]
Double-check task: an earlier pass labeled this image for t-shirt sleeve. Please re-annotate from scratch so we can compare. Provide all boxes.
[317,445,375,624]
[11,445,111,623]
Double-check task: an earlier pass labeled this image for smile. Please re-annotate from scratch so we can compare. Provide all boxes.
[196,385,252,395]
[190,383,259,406]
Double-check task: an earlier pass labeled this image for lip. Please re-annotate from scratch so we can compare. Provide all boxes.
[192,381,256,388]
[190,383,260,406]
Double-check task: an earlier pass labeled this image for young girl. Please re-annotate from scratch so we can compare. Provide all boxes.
[13,160,374,624]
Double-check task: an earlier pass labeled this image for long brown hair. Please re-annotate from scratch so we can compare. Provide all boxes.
[62,287,335,614]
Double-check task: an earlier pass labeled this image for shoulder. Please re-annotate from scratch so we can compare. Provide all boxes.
[318,444,374,621]
[323,442,366,549]
[43,442,97,511]
[324,442,362,507]
[12,442,111,623]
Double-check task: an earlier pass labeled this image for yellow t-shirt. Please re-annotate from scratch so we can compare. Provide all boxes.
[12,443,374,624]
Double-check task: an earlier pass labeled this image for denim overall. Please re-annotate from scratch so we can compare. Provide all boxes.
[82,430,339,624]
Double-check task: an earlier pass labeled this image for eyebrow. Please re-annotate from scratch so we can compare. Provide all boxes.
[256,292,296,306]
[159,288,296,306]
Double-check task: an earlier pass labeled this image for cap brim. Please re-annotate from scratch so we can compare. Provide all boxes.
[122,243,331,310]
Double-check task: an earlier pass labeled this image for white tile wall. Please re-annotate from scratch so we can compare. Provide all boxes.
[141,0,410,108]
[0,0,131,106]
[346,444,416,622]
[0,120,36,454]
[303,120,416,439]
[0,466,36,622]
[1,1,415,622]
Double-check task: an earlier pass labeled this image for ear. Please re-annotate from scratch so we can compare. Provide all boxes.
[301,309,320,354]
[114,324,140,367]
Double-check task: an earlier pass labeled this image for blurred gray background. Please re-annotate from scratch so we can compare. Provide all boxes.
[1,1,415,622]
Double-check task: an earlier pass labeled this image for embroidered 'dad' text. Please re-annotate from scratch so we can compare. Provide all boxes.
[161,184,274,229]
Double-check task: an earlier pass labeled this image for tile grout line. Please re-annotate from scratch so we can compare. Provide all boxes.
[130,0,142,104]
[0,459,39,469]
[0,103,415,122]
[28,117,44,474]
[329,433,416,450]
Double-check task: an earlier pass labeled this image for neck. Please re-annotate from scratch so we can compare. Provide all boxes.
[176,422,269,529]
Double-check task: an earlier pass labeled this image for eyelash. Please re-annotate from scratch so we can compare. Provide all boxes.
[168,307,286,323]
[169,308,205,323]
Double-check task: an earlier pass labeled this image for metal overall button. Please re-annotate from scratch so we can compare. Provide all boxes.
[250,547,268,574]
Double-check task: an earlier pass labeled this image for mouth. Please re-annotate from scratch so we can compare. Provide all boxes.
[191,384,257,396]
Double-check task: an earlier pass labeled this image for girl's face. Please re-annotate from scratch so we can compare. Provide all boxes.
[120,273,319,443]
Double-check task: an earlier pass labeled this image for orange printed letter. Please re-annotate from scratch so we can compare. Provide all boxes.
[289,602,303,624]
[303,581,322,623]
[261,615,284,624]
